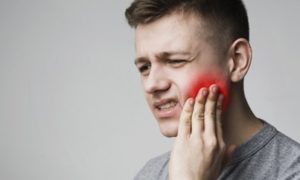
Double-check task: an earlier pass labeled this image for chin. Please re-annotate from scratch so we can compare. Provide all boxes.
[157,119,179,137]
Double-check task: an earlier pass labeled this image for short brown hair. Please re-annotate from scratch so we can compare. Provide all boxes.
[125,0,249,54]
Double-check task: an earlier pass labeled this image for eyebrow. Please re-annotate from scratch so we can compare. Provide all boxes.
[134,57,149,66]
[134,51,192,65]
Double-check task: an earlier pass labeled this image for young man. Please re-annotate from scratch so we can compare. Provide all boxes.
[125,0,300,179]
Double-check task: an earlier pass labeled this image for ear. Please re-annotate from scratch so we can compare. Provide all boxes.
[227,38,252,82]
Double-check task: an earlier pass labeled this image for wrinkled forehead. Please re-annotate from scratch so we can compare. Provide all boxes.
[134,12,209,58]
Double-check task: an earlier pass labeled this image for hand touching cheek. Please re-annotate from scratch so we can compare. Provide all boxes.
[188,71,230,110]
[168,85,236,180]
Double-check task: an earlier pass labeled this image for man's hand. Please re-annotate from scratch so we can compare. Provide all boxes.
[168,85,235,180]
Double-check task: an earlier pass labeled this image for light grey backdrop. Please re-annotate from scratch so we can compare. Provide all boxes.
[0,0,299,179]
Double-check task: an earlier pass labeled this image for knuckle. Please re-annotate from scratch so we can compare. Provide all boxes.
[219,142,226,150]
[198,112,205,120]
[180,115,191,126]
[198,104,205,112]
[192,110,199,117]
[184,106,193,113]
[191,135,203,145]
[216,104,222,110]
[192,114,199,122]
[183,118,191,126]
[176,136,189,144]
[205,110,215,118]
[206,137,218,150]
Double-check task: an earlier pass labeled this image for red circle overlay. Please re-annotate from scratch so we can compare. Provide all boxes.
[188,71,230,110]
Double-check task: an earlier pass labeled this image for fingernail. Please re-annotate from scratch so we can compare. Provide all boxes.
[212,86,218,93]
[189,98,194,105]
[202,89,208,96]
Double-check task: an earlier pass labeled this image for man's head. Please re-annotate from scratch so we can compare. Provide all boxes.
[125,0,252,137]
[126,0,249,55]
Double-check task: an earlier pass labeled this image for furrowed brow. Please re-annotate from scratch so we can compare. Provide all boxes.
[134,51,192,65]
[156,51,192,59]
[134,57,149,66]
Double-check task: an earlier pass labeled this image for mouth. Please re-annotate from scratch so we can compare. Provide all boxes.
[156,100,177,110]
[153,99,180,119]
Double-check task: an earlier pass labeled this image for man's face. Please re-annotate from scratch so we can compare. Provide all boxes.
[135,12,229,137]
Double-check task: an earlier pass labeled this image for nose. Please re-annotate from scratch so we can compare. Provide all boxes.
[144,66,170,94]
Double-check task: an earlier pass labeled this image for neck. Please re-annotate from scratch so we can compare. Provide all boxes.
[222,81,264,146]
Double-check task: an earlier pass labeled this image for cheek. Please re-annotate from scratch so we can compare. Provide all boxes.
[144,92,152,107]
[187,71,230,110]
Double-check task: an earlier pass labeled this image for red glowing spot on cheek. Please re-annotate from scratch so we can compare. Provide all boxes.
[188,71,230,110]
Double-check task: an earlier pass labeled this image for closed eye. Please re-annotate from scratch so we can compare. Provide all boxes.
[168,59,186,64]
[167,59,187,68]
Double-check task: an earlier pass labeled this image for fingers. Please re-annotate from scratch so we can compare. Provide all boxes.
[178,98,194,137]
[216,94,225,146]
[191,88,208,135]
[203,85,219,138]
[179,84,224,140]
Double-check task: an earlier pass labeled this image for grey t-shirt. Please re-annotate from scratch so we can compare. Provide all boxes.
[134,122,300,180]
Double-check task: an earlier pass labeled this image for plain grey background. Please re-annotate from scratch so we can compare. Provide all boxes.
[0,0,299,179]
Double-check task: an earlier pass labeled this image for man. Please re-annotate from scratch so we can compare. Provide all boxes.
[125,0,300,179]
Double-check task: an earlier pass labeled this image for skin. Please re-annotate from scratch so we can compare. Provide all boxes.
[169,85,235,180]
[134,11,264,179]
[135,12,227,137]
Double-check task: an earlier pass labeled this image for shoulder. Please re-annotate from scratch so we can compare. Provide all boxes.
[271,131,300,158]
[269,131,300,179]
[220,123,300,179]
[134,151,171,180]
[253,122,300,161]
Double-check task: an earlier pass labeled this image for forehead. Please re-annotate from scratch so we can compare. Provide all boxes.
[135,12,208,58]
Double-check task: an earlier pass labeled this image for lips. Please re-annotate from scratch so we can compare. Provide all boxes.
[156,100,177,110]
[153,98,180,118]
